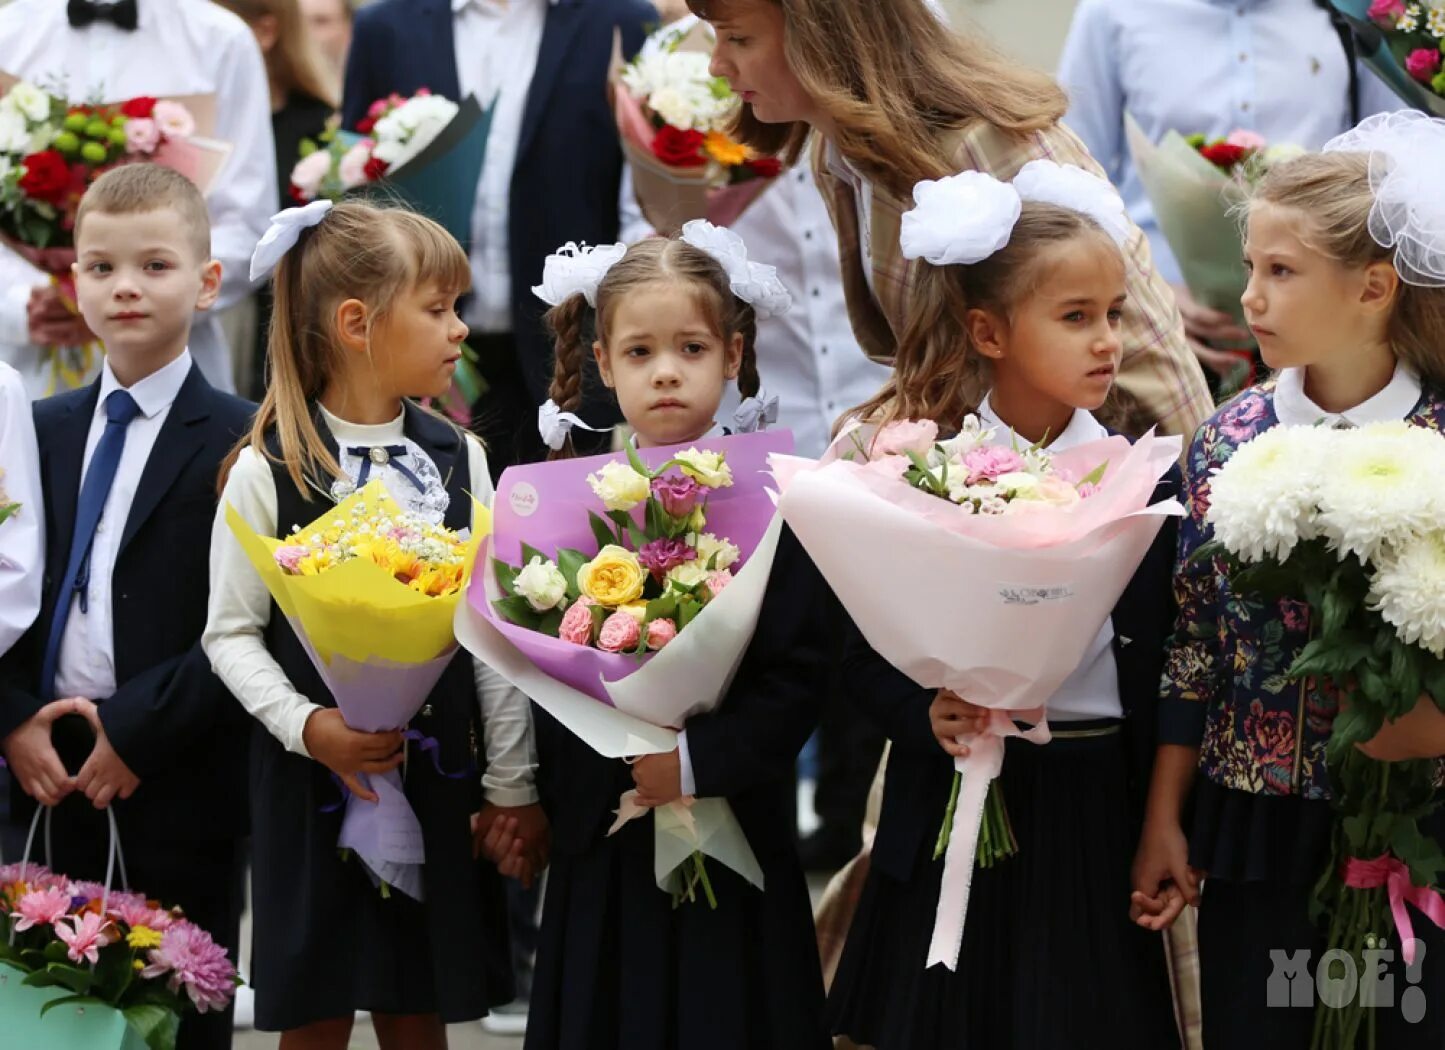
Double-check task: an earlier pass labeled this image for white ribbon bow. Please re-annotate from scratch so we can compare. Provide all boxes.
[249,199,334,282]
[730,390,779,434]
[679,219,794,320]
[532,241,629,308]
[537,398,612,451]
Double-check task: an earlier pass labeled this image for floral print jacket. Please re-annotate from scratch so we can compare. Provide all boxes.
[1157,379,1445,800]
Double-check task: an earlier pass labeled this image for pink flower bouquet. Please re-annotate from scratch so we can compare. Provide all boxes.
[0,861,237,1050]
[456,430,793,905]
[771,416,1183,970]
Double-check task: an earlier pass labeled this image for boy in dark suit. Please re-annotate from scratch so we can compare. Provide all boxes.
[0,164,254,1050]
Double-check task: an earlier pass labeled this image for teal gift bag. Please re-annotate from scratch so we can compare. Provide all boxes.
[0,964,150,1050]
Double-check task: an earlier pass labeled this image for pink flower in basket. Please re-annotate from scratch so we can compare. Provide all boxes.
[13,885,71,931]
[142,920,237,1013]
[56,911,112,964]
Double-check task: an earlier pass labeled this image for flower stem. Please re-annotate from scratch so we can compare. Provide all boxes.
[933,770,961,861]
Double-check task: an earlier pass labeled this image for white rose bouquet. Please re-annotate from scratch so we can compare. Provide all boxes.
[1200,420,1445,1050]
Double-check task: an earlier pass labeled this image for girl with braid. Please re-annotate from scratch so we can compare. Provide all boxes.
[521,223,834,1050]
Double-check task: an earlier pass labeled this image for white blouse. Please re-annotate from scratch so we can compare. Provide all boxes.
[202,404,537,807]
[978,394,1124,722]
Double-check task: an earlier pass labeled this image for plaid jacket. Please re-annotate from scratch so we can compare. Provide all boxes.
[809,121,1215,439]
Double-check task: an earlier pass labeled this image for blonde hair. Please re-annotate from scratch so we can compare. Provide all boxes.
[75,164,211,260]
[214,0,338,107]
[686,0,1066,198]
[221,201,471,495]
[851,202,1122,428]
[1250,151,1445,389]
[544,238,761,459]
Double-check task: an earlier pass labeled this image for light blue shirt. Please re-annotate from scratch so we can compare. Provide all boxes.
[1058,0,1401,283]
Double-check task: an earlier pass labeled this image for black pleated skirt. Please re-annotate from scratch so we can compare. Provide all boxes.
[247,722,513,1031]
[524,802,830,1050]
[828,724,1180,1050]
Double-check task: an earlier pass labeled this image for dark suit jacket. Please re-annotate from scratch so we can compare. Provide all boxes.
[0,366,255,840]
[847,465,1184,884]
[342,0,657,423]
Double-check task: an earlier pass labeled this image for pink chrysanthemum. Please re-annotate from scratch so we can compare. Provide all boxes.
[142,921,237,1013]
[13,886,72,932]
[55,912,111,964]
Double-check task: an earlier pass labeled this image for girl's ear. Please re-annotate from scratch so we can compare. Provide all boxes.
[1359,259,1400,316]
[592,339,614,388]
[724,331,743,380]
[335,299,370,354]
[966,307,1007,360]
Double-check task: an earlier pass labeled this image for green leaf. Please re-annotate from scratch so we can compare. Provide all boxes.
[676,596,702,631]
[1329,703,1381,750]
[588,603,608,637]
[557,548,589,597]
[26,961,93,995]
[492,595,542,631]
[589,511,617,551]
[123,1002,182,1050]
[538,608,564,637]
[492,557,519,598]
[644,593,678,624]
[1077,458,1110,488]
[904,450,941,494]
[624,437,655,480]
[520,542,550,569]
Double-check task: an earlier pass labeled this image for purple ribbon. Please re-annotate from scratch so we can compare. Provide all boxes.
[318,731,473,814]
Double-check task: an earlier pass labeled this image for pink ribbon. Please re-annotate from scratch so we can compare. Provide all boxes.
[1343,854,1445,966]
[926,709,1050,970]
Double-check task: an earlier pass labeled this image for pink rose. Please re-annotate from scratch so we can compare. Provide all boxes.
[645,618,677,650]
[337,141,375,188]
[1368,0,1406,22]
[705,569,733,600]
[151,100,195,140]
[289,149,333,202]
[1225,129,1266,151]
[872,419,939,457]
[597,610,642,653]
[961,446,1025,484]
[124,117,160,154]
[1407,48,1441,84]
[863,454,910,480]
[557,601,595,646]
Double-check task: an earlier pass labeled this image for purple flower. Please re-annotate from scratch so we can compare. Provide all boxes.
[638,538,694,580]
[651,474,701,519]
[142,921,237,1013]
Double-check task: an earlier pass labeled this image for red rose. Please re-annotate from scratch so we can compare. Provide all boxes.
[651,125,707,168]
[747,156,783,178]
[363,155,389,181]
[120,96,158,119]
[18,150,73,205]
[356,116,376,134]
[1199,142,1247,171]
[288,182,308,204]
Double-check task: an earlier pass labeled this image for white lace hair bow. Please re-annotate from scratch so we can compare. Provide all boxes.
[537,398,611,451]
[899,160,1130,266]
[731,389,779,433]
[679,219,794,320]
[250,199,333,282]
[1324,110,1445,288]
[532,241,629,307]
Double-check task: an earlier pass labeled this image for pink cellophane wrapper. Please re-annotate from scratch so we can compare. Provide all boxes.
[454,430,795,894]
[769,423,1185,968]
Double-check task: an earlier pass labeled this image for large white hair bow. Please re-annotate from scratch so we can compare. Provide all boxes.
[899,161,1130,266]
[1324,110,1445,288]
[250,199,333,282]
[532,241,629,307]
[679,219,794,320]
[537,399,612,451]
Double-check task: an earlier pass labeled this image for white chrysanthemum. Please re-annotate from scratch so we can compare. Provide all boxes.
[1206,426,1330,563]
[1314,422,1445,564]
[1369,530,1445,657]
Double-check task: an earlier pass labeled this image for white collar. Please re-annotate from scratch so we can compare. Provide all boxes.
[452,0,555,13]
[978,392,1108,452]
[318,402,406,442]
[1273,363,1422,428]
[96,348,191,421]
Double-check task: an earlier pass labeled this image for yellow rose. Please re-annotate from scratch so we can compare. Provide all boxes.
[577,545,646,605]
[617,600,650,623]
[674,448,733,489]
[587,460,651,512]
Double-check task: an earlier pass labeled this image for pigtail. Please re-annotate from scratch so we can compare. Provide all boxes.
[544,293,593,460]
[733,302,761,401]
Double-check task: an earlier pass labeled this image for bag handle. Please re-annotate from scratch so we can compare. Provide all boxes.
[7,805,130,948]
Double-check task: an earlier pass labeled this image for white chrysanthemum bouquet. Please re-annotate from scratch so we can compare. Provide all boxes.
[1202,420,1445,1050]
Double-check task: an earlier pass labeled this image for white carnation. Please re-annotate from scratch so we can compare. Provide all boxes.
[1314,422,1445,564]
[1206,426,1329,563]
[690,531,740,571]
[6,82,51,123]
[513,556,569,612]
[1369,530,1445,657]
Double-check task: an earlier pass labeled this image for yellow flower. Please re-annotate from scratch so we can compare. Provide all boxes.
[127,925,163,950]
[587,460,651,512]
[133,958,145,972]
[617,600,650,623]
[674,448,733,489]
[703,131,748,167]
[577,545,646,606]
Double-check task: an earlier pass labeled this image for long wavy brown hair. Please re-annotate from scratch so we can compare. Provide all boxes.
[686,0,1066,197]
[214,0,338,107]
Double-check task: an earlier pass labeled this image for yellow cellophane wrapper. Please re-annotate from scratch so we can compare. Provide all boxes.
[225,479,491,666]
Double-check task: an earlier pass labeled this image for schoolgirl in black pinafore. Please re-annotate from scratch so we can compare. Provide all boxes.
[248,403,512,1031]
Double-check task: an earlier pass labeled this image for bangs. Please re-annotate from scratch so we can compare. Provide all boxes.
[393,210,471,298]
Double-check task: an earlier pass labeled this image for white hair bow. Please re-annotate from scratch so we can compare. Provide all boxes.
[899,160,1130,267]
[532,241,628,308]
[679,220,794,320]
[537,399,612,451]
[731,389,779,434]
[250,199,334,282]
